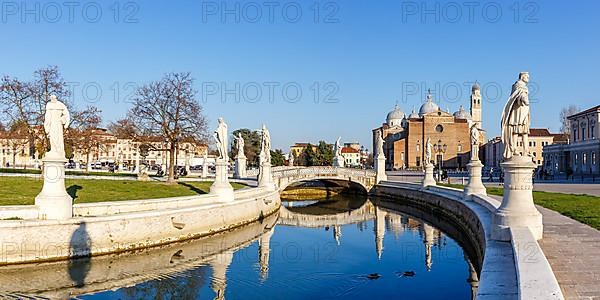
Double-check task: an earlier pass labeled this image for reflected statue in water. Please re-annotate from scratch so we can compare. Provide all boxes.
[68,222,92,288]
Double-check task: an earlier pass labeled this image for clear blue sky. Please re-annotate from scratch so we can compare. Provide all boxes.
[1,0,598,150]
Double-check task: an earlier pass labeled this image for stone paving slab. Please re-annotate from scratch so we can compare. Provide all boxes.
[536,206,600,300]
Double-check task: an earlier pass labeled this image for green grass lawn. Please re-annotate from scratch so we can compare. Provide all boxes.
[0,177,245,206]
[0,168,139,178]
[442,183,600,230]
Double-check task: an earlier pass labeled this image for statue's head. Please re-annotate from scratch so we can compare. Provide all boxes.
[519,72,529,83]
[218,117,224,124]
[50,95,58,102]
[262,124,267,131]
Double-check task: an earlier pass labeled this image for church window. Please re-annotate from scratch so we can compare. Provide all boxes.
[458,144,462,152]
[435,125,444,133]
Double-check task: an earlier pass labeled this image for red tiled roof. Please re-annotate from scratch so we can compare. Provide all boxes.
[341,146,359,154]
[529,128,552,137]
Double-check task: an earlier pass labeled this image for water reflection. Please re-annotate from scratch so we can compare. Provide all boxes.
[0,195,480,299]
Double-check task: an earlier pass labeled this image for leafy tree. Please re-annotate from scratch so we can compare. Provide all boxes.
[270,149,285,166]
[231,128,261,167]
[315,140,334,166]
[127,72,209,184]
[299,143,317,166]
[560,105,580,134]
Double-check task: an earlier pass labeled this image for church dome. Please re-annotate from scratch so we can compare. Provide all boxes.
[472,82,480,92]
[386,105,405,127]
[419,93,439,116]
[408,106,419,119]
[453,105,472,120]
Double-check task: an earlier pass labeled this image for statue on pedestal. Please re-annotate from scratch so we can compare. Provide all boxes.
[425,137,432,166]
[36,95,73,220]
[260,124,271,164]
[214,118,228,162]
[470,124,480,161]
[234,133,246,159]
[501,72,531,159]
[333,137,344,167]
[492,72,543,241]
[258,124,276,190]
[376,130,385,158]
[210,118,234,200]
[44,95,70,159]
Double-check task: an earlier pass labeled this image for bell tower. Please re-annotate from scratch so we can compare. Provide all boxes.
[470,82,482,129]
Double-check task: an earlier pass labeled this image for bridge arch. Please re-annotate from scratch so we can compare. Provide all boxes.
[271,167,377,192]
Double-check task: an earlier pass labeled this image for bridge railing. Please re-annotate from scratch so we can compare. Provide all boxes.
[272,166,376,179]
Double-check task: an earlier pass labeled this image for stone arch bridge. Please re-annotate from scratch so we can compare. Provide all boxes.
[268,166,377,192]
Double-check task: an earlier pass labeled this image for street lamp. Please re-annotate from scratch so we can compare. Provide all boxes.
[433,139,447,181]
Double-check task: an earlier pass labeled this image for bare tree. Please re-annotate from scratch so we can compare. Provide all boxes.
[107,118,138,139]
[560,105,580,134]
[0,66,72,158]
[127,72,208,184]
[68,106,103,172]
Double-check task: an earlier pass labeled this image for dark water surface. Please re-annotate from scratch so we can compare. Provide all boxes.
[0,196,479,300]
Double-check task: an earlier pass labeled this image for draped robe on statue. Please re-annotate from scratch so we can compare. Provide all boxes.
[501,80,530,159]
[44,98,70,159]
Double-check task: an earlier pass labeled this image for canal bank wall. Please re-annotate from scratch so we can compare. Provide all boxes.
[373,181,563,300]
[0,187,280,265]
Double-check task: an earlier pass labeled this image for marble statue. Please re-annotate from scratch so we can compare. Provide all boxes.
[335,137,342,157]
[260,124,271,163]
[214,118,228,161]
[470,124,480,161]
[501,72,531,159]
[234,133,245,159]
[44,95,70,158]
[376,130,385,158]
[425,137,432,165]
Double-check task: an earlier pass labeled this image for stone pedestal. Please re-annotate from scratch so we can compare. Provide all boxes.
[210,161,234,201]
[137,167,150,181]
[202,161,209,178]
[492,156,543,241]
[258,162,276,191]
[333,156,345,168]
[35,157,73,220]
[422,163,436,187]
[234,157,247,179]
[375,156,387,183]
[464,159,487,199]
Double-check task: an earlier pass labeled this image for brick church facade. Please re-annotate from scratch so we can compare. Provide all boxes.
[373,84,485,170]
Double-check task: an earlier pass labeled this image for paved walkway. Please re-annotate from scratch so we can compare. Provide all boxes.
[536,205,600,300]
[483,193,600,299]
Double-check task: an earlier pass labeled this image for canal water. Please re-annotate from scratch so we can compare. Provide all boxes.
[0,195,479,300]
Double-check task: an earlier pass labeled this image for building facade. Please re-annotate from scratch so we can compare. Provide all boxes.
[373,85,485,171]
[0,128,207,170]
[341,146,361,167]
[543,105,600,176]
[484,129,567,170]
